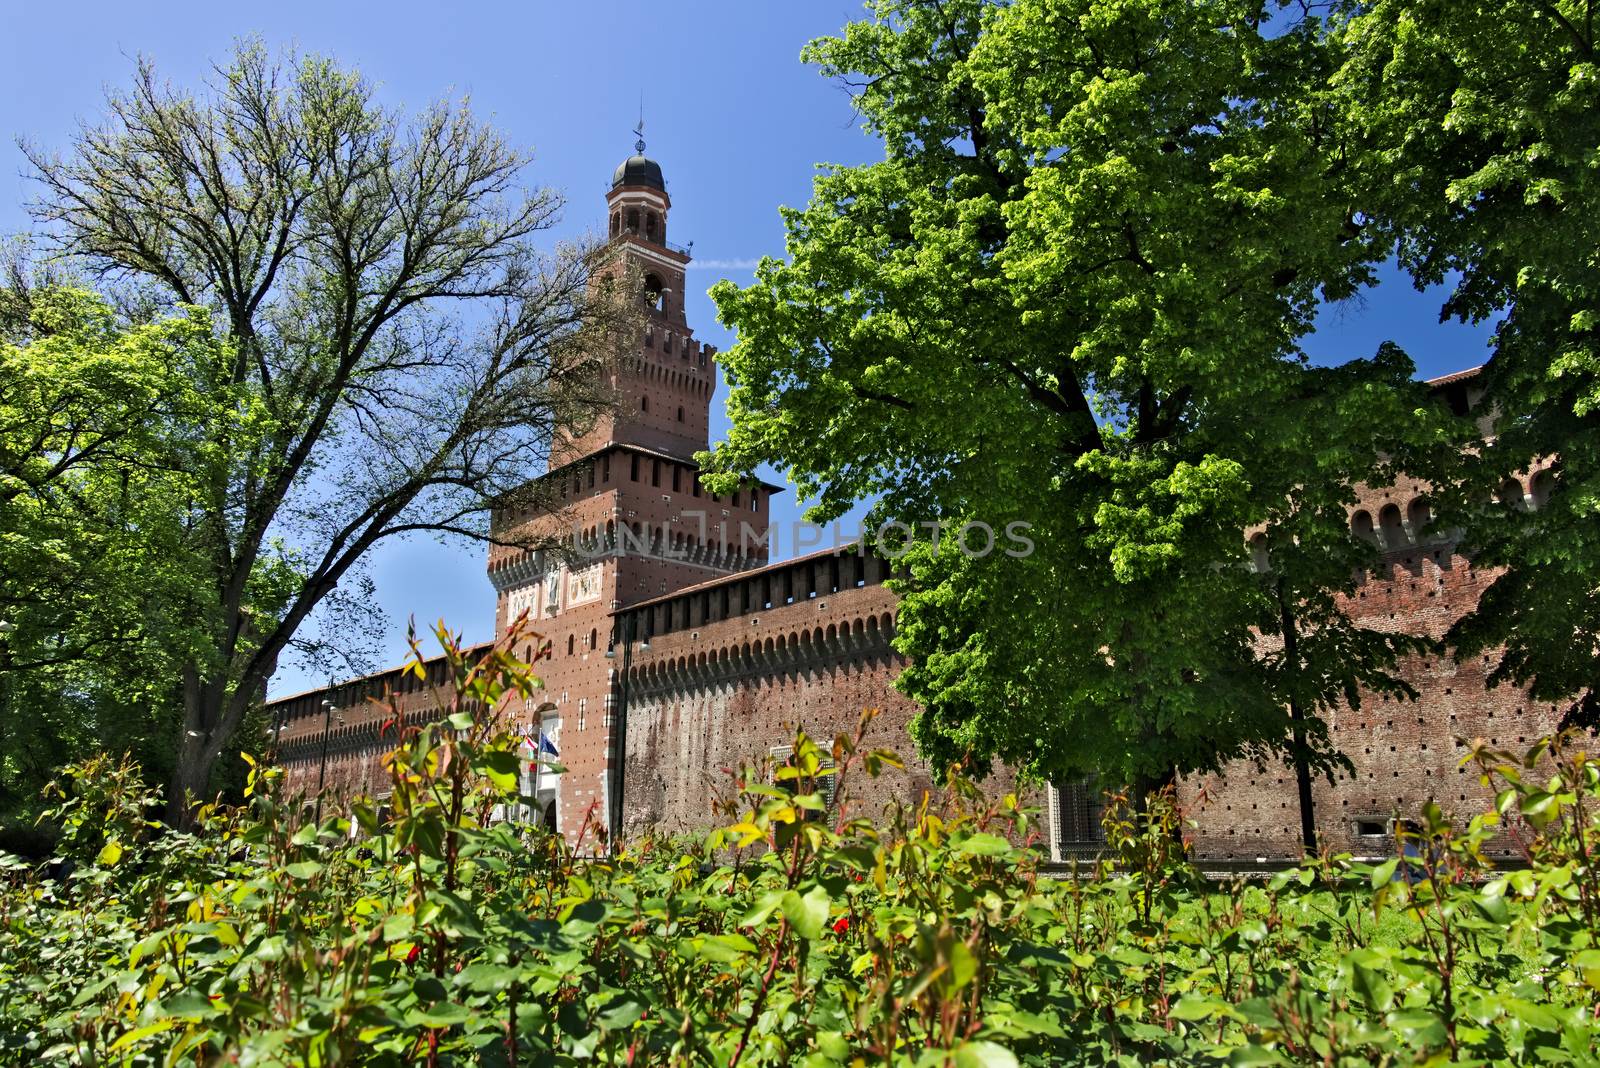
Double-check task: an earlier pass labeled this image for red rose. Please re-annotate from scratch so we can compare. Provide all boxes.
[832,916,850,934]
[405,945,421,964]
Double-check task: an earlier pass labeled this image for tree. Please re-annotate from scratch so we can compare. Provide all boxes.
[702,0,1452,807]
[1334,0,1600,729]
[0,285,254,841]
[21,43,629,822]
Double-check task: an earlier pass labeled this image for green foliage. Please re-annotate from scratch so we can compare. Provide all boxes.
[702,0,1460,789]
[0,287,280,844]
[1333,0,1600,722]
[2,626,1596,1065]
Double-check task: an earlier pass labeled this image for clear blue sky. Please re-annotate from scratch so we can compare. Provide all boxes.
[0,2,1495,696]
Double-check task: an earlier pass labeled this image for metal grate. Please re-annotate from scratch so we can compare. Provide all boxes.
[1055,777,1107,859]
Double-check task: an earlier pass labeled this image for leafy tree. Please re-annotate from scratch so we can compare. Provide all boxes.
[20,43,629,822]
[702,0,1452,809]
[0,286,266,842]
[1334,0,1600,728]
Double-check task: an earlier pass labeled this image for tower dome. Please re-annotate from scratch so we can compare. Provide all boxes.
[612,153,664,191]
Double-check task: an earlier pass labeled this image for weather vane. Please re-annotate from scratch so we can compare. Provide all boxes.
[634,94,646,154]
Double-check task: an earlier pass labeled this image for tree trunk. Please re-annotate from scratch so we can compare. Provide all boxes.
[1277,590,1318,856]
[168,664,232,826]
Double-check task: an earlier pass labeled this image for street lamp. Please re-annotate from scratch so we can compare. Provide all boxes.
[314,694,343,823]
[604,614,649,851]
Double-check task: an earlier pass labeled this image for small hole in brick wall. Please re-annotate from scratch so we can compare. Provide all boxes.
[1393,771,1400,777]
[1390,745,1396,752]
[1445,687,1453,695]
[1356,819,1386,836]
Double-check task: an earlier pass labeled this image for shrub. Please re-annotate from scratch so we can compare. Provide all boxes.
[0,623,1595,1065]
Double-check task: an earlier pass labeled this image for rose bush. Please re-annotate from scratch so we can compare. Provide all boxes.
[0,624,1595,1065]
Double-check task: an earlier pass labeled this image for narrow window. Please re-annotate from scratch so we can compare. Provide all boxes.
[676,405,685,423]
[672,466,681,492]
[630,455,640,481]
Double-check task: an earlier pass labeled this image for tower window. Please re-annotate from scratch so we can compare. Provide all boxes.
[676,406,684,423]
[630,455,640,480]
[567,635,575,656]
[602,456,611,482]
[641,396,649,413]
[672,466,681,492]
[733,491,741,509]
[651,461,660,488]
[626,209,639,232]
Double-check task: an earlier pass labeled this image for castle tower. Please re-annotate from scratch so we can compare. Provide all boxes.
[552,138,712,466]
[484,141,780,841]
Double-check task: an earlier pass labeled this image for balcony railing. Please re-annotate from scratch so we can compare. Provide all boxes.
[609,231,691,257]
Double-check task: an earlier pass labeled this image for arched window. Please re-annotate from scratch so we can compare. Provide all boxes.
[589,627,597,650]
[1531,469,1556,510]
[1498,478,1527,511]
[643,273,663,311]
[567,634,575,656]
[1351,510,1377,546]
[1378,504,1407,548]
[646,212,658,239]
[1407,498,1433,540]
[626,208,639,232]
[609,212,619,236]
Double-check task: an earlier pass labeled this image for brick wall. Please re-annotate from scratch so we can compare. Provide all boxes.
[1181,466,1559,861]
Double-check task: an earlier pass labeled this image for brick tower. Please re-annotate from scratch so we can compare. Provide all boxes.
[485,141,778,840]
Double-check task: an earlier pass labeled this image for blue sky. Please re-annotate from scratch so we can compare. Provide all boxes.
[0,2,1495,696]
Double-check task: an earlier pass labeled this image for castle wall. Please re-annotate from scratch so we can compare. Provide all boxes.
[616,571,931,834]
[1182,468,1559,862]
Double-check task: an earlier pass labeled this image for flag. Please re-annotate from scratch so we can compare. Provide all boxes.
[539,732,560,758]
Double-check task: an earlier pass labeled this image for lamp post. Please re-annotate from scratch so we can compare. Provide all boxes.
[314,692,343,823]
[604,612,648,851]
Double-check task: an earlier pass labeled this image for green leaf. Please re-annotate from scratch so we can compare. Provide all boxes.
[957,833,1012,856]
[951,1040,1019,1068]
[781,885,830,941]
[97,840,123,867]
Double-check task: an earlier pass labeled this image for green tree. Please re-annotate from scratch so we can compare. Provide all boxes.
[1334,0,1600,728]
[21,43,628,823]
[703,0,1451,807]
[0,286,274,842]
